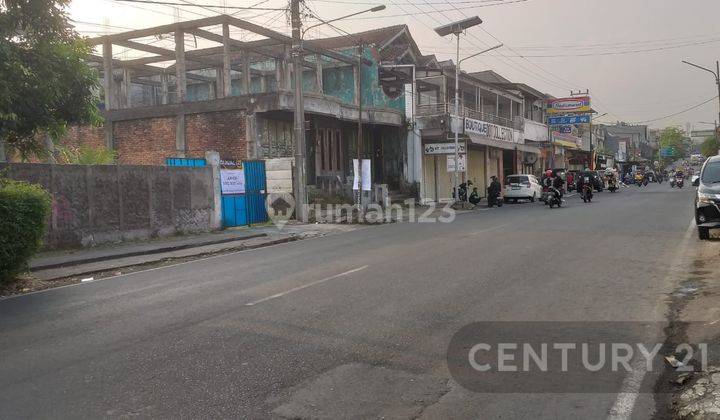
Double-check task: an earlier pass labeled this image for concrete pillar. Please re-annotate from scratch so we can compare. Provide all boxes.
[496,93,499,116]
[176,113,186,157]
[122,68,132,108]
[175,30,186,102]
[353,65,360,106]
[222,23,232,98]
[103,41,114,110]
[275,58,283,92]
[242,50,251,95]
[0,137,6,162]
[245,114,258,159]
[104,122,114,151]
[215,67,224,99]
[205,150,222,230]
[315,53,323,93]
[161,73,169,105]
[45,134,56,164]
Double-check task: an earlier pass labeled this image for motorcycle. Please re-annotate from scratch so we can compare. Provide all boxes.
[455,182,470,202]
[676,176,684,189]
[670,177,676,188]
[546,187,562,208]
[607,177,618,192]
[487,190,504,208]
[581,185,593,202]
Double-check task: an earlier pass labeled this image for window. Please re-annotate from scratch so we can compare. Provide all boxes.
[702,161,720,184]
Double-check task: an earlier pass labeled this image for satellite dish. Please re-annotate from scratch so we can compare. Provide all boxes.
[524,154,538,164]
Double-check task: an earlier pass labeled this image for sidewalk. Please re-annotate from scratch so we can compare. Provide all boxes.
[29,223,362,282]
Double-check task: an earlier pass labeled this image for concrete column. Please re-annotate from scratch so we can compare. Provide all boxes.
[103,41,114,110]
[122,68,132,108]
[496,93,499,116]
[353,65,360,106]
[161,73,169,105]
[245,114,258,159]
[176,113,186,157]
[315,53,323,93]
[215,67,224,99]
[205,150,222,230]
[222,23,232,98]
[283,46,292,91]
[242,49,251,95]
[275,58,283,92]
[175,30,187,102]
[0,137,7,163]
[104,121,114,151]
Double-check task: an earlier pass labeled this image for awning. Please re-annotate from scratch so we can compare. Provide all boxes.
[466,132,541,154]
[553,139,580,149]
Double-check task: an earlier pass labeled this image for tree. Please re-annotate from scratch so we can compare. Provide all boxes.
[658,126,688,159]
[701,136,720,157]
[56,144,116,164]
[0,0,100,160]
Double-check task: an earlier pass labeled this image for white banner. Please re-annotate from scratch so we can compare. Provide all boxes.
[424,142,466,155]
[352,159,372,191]
[446,154,466,172]
[464,117,521,144]
[220,169,245,194]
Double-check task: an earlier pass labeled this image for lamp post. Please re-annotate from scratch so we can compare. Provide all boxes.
[435,17,502,203]
[682,60,720,150]
[290,2,385,221]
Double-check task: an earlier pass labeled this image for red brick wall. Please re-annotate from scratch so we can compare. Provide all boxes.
[61,125,106,150]
[114,117,177,165]
[185,110,247,162]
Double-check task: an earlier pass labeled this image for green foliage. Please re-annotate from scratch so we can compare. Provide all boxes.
[658,127,688,158]
[56,144,117,164]
[701,136,720,158]
[0,0,101,160]
[0,177,52,283]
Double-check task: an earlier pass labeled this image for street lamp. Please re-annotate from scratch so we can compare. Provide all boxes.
[435,17,502,203]
[682,59,720,145]
[290,3,385,221]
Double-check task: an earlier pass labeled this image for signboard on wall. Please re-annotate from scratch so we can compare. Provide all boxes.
[220,169,246,194]
[464,117,520,143]
[546,96,591,115]
[548,115,591,125]
[446,154,466,172]
[424,142,467,155]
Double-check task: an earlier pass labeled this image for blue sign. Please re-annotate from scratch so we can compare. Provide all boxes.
[548,115,591,125]
[660,148,675,157]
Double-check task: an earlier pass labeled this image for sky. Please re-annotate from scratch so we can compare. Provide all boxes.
[69,0,720,131]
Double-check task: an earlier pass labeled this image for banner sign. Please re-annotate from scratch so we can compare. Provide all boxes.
[464,117,519,143]
[424,142,466,155]
[548,115,590,125]
[551,131,582,148]
[559,126,573,134]
[446,154,467,172]
[546,96,591,115]
[220,169,246,194]
[660,147,676,157]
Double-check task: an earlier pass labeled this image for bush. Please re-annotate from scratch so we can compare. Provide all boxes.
[0,178,52,283]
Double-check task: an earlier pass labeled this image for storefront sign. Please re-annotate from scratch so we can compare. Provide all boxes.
[546,96,591,115]
[220,169,246,194]
[464,117,518,143]
[551,131,582,148]
[446,154,466,172]
[548,115,591,125]
[424,142,466,155]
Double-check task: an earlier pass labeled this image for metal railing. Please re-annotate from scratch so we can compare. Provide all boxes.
[416,101,523,130]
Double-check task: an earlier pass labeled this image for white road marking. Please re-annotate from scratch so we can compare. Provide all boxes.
[245,265,368,306]
[606,217,695,420]
[468,223,510,236]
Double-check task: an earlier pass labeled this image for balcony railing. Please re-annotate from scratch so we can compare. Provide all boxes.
[416,102,523,130]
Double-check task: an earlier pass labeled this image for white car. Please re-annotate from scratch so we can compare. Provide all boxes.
[504,174,543,203]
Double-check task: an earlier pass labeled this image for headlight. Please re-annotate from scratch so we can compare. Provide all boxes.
[697,192,719,205]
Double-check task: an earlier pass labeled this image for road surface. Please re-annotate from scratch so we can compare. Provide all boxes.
[0,183,709,419]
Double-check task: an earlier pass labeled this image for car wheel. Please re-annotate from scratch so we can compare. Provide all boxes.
[504,197,510,203]
[699,227,710,240]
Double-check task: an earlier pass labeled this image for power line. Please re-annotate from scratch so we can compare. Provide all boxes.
[114,0,286,11]
[632,95,719,124]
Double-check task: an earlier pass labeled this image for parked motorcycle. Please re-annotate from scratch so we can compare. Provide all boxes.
[546,187,562,208]
[487,190,504,208]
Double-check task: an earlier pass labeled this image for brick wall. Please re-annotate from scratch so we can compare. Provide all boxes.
[61,125,106,150]
[114,117,177,165]
[185,110,247,162]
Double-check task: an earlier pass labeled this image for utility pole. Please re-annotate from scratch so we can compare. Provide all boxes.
[357,45,364,216]
[291,0,307,222]
[682,59,720,155]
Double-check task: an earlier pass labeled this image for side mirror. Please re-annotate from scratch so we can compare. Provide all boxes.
[692,176,700,187]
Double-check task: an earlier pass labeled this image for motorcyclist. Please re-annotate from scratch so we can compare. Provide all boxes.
[487,176,502,206]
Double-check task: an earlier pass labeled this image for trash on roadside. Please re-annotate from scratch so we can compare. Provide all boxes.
[80,277,94,283]
[674,372,692,386]
[665,355,685,368]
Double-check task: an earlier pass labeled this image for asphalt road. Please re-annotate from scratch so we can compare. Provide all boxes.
[0,183,708,419]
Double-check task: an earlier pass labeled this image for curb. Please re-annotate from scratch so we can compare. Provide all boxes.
[30,233,268,271]
[31,235,301,283]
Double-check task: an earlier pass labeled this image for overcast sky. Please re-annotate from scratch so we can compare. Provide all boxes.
[69,0,720,131]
